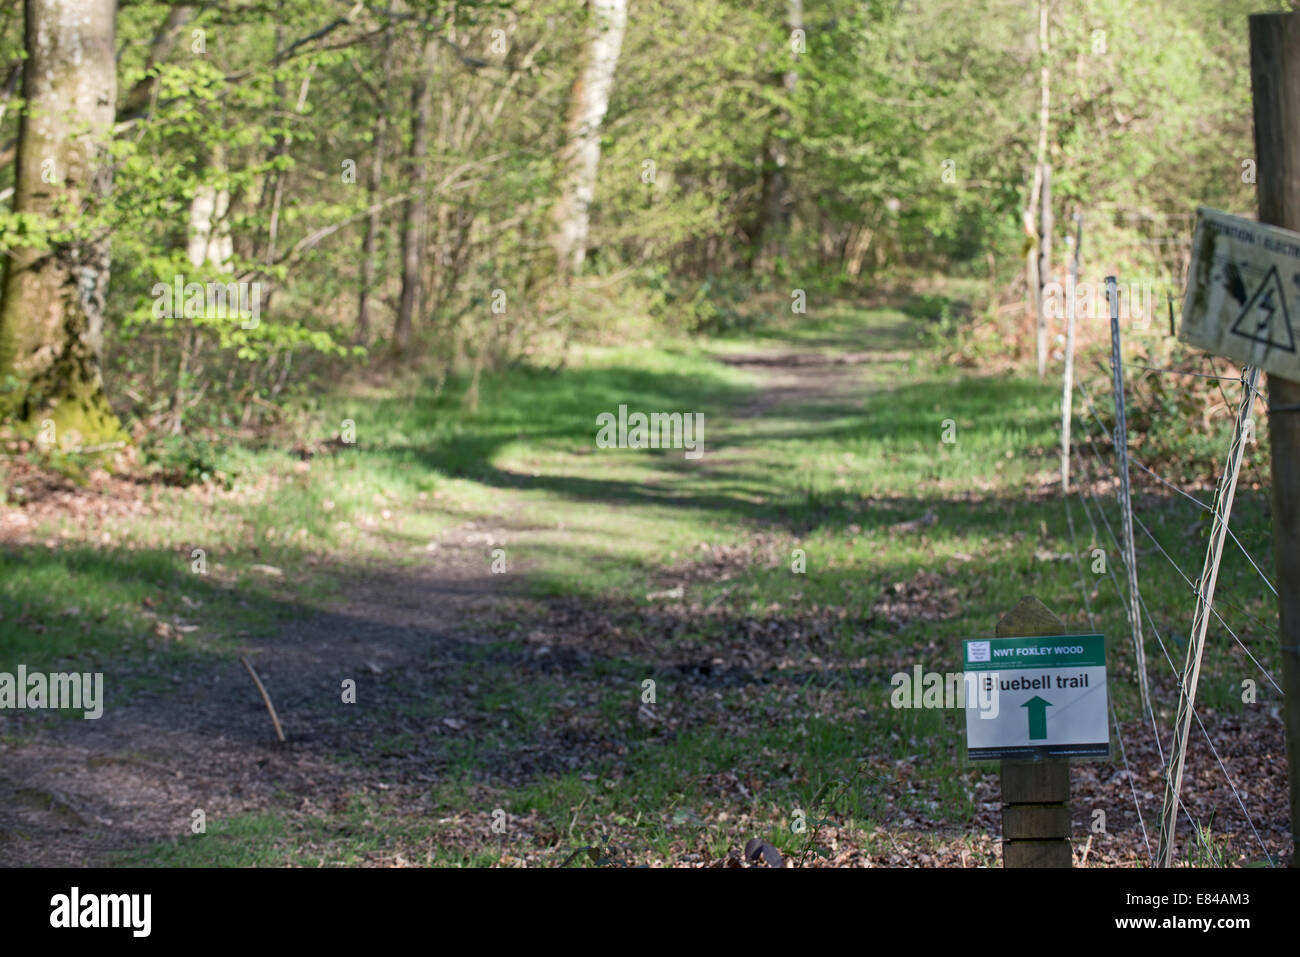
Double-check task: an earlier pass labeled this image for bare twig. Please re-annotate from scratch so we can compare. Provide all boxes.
[239,654,286,743]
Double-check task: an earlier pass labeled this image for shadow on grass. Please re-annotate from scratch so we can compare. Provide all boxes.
[0,472,1279,866]
[0,307,1282,865]
[351,355,1062,536]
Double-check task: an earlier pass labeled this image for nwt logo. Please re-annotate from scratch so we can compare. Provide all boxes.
[595,405,704,459]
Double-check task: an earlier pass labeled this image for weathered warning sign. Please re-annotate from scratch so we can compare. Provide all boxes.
[1181,206,1300,381]
[963,634,1109,761]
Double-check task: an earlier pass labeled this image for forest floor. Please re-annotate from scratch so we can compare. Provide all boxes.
[0,299,1288,867]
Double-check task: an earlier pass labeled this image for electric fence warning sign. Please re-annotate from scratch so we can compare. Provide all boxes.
[1182,206,1300,380]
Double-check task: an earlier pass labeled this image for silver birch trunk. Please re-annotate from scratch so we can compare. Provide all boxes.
[551,0,628,278]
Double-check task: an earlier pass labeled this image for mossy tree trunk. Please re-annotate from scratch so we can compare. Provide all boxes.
[0,0,125,449]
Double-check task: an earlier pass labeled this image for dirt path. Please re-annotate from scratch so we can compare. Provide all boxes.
[0,339,888,866]
[4,322,1285,868]
[0,545,498,863]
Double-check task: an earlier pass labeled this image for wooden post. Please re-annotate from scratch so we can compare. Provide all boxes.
[998,596,1072,867]
[1249,13,1300,867]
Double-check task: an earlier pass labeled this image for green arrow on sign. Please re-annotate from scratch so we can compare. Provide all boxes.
[1021,695,1053,740]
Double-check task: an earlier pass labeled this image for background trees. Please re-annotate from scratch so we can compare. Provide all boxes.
[0,0,1270,447]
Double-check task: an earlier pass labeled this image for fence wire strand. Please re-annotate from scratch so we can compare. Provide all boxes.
[1072,384,1283,696]
[1070,444,1209,850]
[1062,333,1282,865]
[1065,493,1156,863]
[1073,436,1267,861]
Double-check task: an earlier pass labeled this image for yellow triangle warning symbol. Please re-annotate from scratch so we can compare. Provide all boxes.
[1229,264,1296,352]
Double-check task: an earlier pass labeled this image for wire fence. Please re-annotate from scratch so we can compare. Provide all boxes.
[1055,217,1284,866]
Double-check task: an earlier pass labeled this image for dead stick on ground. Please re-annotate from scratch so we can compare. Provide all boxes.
[239,654,286,743]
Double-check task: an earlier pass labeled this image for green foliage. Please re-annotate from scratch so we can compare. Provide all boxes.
[1117,339,1265,487]
[641,270,760,334]
[1189,813,1230,868]
[141,434,236,488]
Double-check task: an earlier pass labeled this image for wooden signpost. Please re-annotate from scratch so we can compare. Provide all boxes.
[965,596,1110,867]
[1163,14,1300,866]
[1246,13,1300,866]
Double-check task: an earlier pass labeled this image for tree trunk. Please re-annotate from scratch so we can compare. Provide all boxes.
[550,0,628,279]
[845,223,874,279]
[753,0,801,277]
[1027,0,1050,378]
[394,36,436,356]
[119,5,194,123]
[187,144,233,272]
[358,45,394,345]
[0,0,125,448]
[1038,162,1052,375]
[357,113,386,344]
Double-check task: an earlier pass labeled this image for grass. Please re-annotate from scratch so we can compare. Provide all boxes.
[0,292,1281,866]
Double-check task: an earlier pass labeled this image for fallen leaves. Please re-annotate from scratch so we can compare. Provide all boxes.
[890,509,938,533]
[870,570,960,631]
[645,584,684,601]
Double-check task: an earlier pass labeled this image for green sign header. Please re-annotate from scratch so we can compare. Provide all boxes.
[963,633,1105,672]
